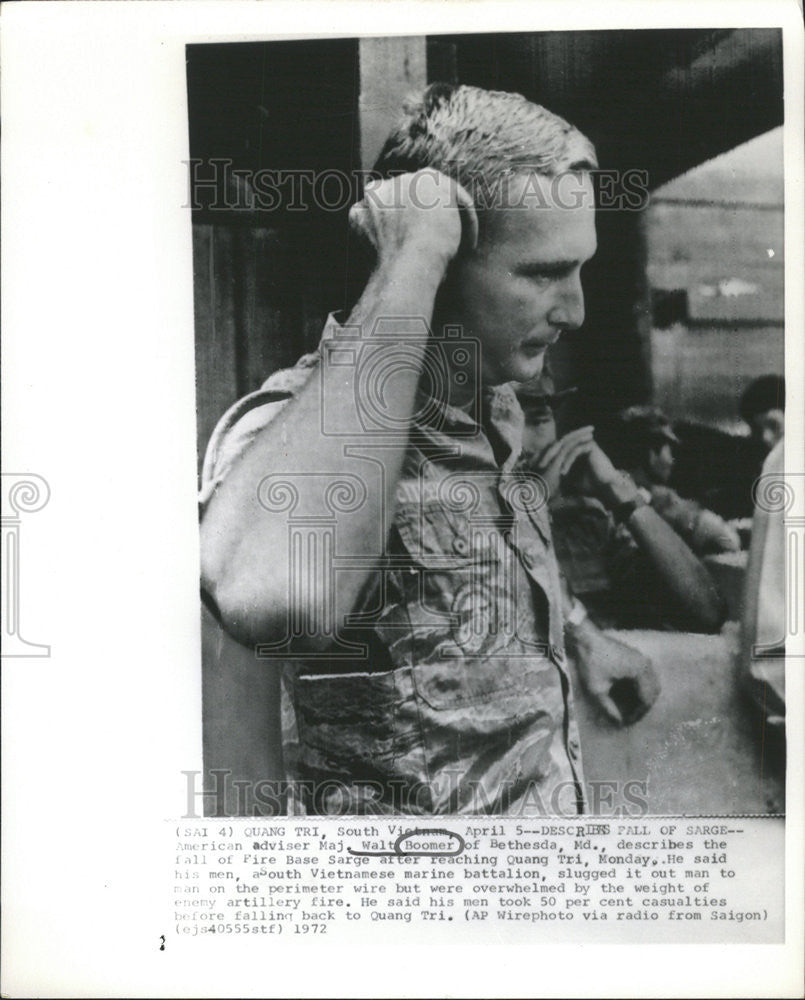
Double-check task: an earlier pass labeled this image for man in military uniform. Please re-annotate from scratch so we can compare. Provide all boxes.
[200,83,660,815]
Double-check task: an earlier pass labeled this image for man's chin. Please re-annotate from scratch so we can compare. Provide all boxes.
[509,354,546,385]
[482,353,544,388]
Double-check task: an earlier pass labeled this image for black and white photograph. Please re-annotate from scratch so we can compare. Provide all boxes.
[192,30,787,818]
[2,3,803,997]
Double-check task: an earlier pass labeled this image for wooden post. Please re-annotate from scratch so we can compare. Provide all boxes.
[358,37,428,171]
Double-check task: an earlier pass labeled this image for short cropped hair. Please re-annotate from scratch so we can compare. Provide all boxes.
[739,375,785,424]
[373,82,598,206]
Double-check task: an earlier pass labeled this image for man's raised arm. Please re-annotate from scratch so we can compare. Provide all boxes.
[200,170,476,649]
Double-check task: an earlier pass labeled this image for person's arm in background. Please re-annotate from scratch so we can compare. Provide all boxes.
[200,171,477,650]
[650,485,742,556]
[561,581,660,726]
[535,435,727,632]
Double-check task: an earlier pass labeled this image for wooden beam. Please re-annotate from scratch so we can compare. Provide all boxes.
[358,37,427,171]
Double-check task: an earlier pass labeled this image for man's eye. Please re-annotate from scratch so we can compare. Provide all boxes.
[519,270,554,284]
[519,266,570,283]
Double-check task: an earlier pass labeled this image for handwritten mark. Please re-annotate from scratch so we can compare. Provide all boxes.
[159,935,165,951]
[347,827,465,858]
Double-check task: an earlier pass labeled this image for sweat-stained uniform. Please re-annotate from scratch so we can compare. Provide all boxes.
[200,319,585,816]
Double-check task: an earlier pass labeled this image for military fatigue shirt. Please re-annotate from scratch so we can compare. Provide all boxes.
[201,319,585,816]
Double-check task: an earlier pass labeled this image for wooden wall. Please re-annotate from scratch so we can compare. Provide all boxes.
[190,38,428,474]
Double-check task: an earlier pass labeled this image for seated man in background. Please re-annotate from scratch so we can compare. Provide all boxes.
[607,406,741,557]
[739,374,785,457]
[669,378,785,522]
[518,378,727,631]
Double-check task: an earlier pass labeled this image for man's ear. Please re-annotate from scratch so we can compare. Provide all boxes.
[454,181,479,254]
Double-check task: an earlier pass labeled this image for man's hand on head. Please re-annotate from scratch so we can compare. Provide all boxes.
[566,616,661,726]
[349,169,478,275]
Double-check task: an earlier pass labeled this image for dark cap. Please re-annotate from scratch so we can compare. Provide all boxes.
[616,405,680,446]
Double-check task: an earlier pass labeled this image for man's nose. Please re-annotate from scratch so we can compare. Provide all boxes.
[547,274,585,331]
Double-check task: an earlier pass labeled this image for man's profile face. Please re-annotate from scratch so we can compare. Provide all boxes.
[437,171,597,386]
[749,408,784,453]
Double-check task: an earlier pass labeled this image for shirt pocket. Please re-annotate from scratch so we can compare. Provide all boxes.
[394,500,497,628]
[393,501,539,713]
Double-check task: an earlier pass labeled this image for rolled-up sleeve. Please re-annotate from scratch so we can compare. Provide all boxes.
[198,351,320,514]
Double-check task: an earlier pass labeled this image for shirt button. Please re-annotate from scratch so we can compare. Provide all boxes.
[568,738,580,759]
[453,536,469,556]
